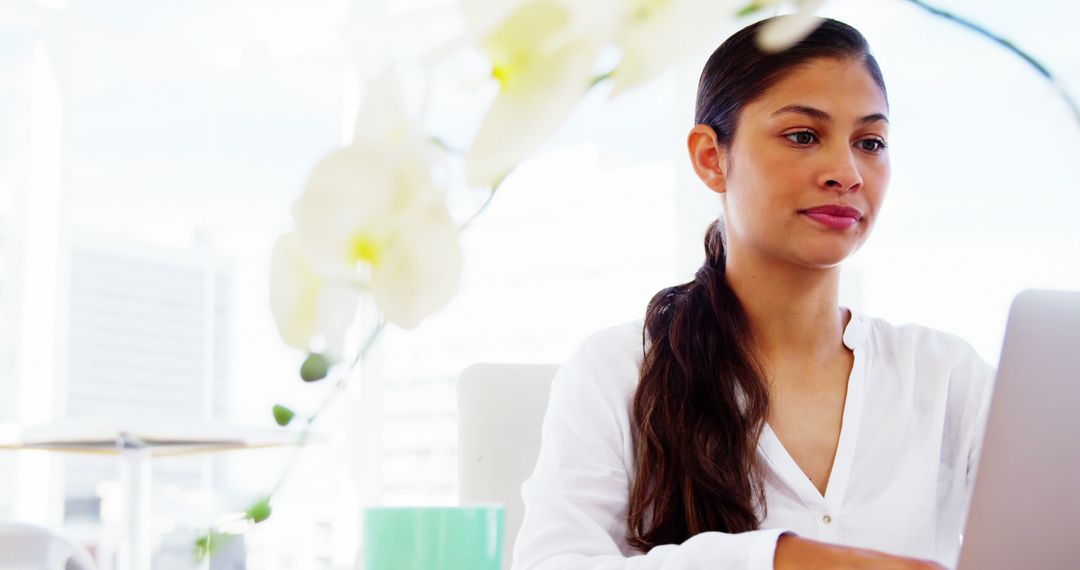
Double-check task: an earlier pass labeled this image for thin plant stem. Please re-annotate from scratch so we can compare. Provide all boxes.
[268,319,386,498]
[427,136,502,231]
[201,321,387,558]
[429,136,465,156]
[906,0,1080,126]
[591,69,615,88]
[459,175,505,231]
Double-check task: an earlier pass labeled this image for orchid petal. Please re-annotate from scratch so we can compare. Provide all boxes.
[370,207,463,329]
[755,0,827,53]
[611,0,738,97]
[460,0,530,41]
[270,233,323,351]
[352,69,416,148]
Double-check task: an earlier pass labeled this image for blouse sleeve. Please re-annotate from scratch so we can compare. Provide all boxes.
[512,326,789,570]
[960,351,997,491]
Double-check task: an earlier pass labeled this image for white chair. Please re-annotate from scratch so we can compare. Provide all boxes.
[457,363,558,570]
[0,522,97,570]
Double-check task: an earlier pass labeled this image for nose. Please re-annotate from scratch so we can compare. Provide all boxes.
[818,145,863,193]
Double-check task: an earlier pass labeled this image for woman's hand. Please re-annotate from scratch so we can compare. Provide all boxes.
[774,533,946,570]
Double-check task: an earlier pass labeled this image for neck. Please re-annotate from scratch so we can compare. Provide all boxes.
[724,247,849,367]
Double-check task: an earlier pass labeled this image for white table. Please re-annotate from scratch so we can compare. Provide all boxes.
[0,418,302,570]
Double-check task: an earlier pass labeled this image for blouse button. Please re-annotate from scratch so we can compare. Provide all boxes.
[822,514,833,524]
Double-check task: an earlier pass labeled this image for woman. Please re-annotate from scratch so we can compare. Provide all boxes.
[512,16,995,570]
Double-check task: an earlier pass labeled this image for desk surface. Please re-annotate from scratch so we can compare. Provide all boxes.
[0,417,303,456]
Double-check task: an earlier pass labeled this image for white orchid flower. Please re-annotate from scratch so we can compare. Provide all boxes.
[270,233,361,359]
[463,0,616,188]
[609,0,739,97]
[754,0,828,53]
[274,71,463,347]
[293,156,461,330]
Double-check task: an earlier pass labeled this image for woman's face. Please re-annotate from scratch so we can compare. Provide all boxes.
[696,56,891,269]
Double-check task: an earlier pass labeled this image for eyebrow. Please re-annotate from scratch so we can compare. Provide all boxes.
[770,104,889,126]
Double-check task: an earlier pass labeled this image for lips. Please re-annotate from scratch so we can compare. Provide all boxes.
[798,204,863,230]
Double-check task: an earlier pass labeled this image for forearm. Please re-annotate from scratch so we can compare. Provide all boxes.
[773,534,945,570]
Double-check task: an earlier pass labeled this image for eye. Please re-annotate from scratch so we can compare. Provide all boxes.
[856,137,888,153]
[784,130,818,145]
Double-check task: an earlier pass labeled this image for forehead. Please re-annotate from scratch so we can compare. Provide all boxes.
[744,57,889,122]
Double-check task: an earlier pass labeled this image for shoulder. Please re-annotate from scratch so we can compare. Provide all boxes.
[554,318,646,397]
[547,319,645,421]
[540,320,646,470]
[854,309,996,412]
[854,310,989,368]
[570,318,646,368]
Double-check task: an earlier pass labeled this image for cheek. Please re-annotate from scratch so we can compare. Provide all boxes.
[724,143,806,233]
[733,147,800,201]
[862,160,891,211]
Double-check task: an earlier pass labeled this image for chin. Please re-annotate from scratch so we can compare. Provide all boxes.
[798,247,857,269]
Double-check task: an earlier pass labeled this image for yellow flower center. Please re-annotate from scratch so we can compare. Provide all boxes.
[350,234,382,267]
[490,53,530,90]
[485,0,570,91]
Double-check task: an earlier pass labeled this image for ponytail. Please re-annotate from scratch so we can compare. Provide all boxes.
[627,219,770,550]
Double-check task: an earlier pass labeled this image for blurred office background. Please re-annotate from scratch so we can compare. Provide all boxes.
[1,0,1078,568]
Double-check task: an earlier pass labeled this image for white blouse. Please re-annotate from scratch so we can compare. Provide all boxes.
[513,309,996,570]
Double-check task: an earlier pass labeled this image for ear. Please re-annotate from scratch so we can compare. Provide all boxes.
[687,124,728,194]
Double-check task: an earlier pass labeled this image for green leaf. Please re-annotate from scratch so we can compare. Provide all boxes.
[246,497,272,524]
[272,404,295,427]
[736,1,765,17]
[195,530,235,562]
[300,352,329,382]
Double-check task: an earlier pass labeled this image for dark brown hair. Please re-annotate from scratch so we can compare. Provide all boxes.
[627,17,886,550]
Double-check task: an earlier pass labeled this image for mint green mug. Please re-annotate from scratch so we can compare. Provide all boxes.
[363,505,505,570]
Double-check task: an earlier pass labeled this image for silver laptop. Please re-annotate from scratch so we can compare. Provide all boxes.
[957,289,1080,569]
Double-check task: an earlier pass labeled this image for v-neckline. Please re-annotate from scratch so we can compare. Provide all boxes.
[757,309,866,511]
